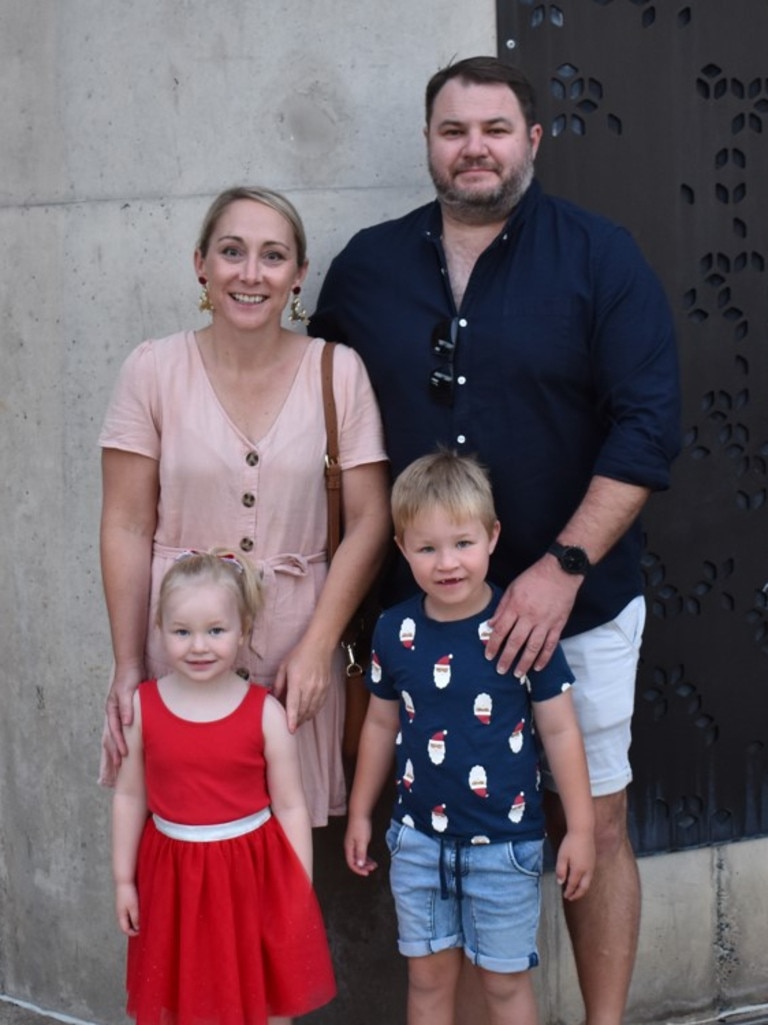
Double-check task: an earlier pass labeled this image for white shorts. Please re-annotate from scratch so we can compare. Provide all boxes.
[542,595,646,798]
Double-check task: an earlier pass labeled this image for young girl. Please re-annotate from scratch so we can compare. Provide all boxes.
[112,549,336,1025]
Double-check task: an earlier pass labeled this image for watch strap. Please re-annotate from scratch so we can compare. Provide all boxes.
[547,541,591,575]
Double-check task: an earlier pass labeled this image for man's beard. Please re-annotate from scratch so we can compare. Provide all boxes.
[429,149,535,224]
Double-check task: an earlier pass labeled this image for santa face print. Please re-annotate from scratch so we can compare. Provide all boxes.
[428,730,448,765]
[370,652,383,683]
[508,791,526,824]
[399,617,417,649]
[469,764,489,798]
[397,509,500,622]
[473,692,493,725]
[509,718,525,754]
[431,804,449,832]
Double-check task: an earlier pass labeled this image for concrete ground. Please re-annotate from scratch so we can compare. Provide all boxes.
[3,993,768,1025]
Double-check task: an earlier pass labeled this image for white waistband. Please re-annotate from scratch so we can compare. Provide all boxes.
[152,807,271,842]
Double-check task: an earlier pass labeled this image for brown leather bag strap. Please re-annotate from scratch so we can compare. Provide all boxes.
[321,342,342,559]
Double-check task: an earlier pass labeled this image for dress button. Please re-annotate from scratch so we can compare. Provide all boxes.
[246,451,259,466]
[240,537,254,552]
[457,434,466,444]
[242,492,255,508]
[236,667,250,681]
[457,375,466,385]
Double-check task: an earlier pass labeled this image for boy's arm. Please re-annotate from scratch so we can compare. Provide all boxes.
[533,689,595,900]
[112,692,147,936]
[344,695,400,876]
[263,695,314,878]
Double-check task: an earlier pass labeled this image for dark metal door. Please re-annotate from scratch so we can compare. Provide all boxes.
[497,0,768,853]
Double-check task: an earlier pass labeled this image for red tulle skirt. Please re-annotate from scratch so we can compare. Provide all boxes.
[126,817,335,1025]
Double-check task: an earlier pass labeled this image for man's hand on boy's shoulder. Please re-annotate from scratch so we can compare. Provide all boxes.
[485,557,583,677]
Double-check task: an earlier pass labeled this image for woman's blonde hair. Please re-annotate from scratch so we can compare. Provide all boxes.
[156,548,263,635]
[392,450,498,539]
[196,185,308,266]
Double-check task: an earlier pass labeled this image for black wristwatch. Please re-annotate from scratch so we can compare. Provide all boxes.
[547,541,592,576]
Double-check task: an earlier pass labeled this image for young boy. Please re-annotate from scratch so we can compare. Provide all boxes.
[344,451,595,1025]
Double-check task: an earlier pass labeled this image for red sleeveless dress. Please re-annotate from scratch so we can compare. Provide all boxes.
[126,681,336,1025]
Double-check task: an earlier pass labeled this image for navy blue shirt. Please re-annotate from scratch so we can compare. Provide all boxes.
[311,181,680,635]
[368,586,575,843]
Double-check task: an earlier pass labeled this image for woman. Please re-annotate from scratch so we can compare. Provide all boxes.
[99,186,390,826]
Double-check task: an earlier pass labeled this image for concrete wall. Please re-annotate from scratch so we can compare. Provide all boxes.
[0,2,766,1024]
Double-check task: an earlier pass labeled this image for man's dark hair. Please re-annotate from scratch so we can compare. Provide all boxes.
[425,56,538,128]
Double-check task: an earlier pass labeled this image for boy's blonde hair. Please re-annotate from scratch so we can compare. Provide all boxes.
[392,450,498,539]
[156,548,263,635]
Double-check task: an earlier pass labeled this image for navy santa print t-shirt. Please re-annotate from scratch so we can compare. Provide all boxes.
[367,585,575,843]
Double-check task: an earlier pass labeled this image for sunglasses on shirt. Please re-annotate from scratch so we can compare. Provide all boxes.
[429,318,460,406]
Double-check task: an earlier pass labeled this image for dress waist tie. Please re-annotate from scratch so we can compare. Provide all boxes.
[152,543,327,577]
[152,807,271,842]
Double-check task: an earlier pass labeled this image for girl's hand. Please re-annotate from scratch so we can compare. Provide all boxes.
[100,664,143,786]
[344,815,378,876]
[555,829,596,901]
[273,640,334,733]
[115,881,140,936]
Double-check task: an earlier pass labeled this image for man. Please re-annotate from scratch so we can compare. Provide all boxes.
[310,56,680,1025]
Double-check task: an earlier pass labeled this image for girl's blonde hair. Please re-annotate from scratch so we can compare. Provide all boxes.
[156,548,263,635]
[392,450,498,539]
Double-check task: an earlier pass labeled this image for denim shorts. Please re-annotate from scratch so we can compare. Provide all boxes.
[386,820,542,973]
[546,595,646,797]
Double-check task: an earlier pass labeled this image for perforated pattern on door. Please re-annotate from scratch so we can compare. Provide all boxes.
[498,0,768,853]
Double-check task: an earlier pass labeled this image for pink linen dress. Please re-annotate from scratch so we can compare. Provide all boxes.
[99,332,387,826]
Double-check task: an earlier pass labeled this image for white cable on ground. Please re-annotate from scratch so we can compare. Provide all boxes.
[0,995,100,1025]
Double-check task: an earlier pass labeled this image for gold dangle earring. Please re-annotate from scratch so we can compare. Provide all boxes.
[289,286,309,326]
[198,277,214,314]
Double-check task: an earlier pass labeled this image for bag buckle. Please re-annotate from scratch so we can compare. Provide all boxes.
[343,641,364,678]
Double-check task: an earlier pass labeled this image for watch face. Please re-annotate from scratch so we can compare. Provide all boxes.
[562,546,589,573]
